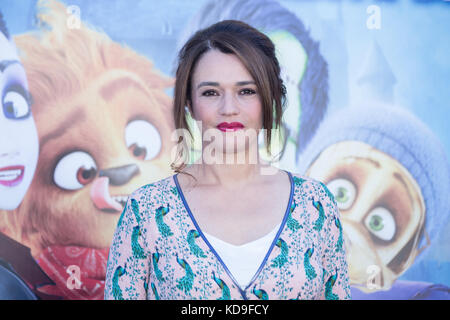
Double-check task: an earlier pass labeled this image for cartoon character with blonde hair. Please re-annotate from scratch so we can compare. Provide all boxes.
[1,0,175,299]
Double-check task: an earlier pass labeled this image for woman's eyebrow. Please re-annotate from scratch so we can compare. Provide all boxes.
[197,81,219,89]
[0,60,21,73]
[236,81,256,86]
[196,80,256,89]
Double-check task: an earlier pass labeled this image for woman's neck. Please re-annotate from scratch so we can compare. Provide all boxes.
[184,160,278,192]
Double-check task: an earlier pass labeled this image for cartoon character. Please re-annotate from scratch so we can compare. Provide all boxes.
[0,11,47,300]
[297,103,450,299]
[176,0,329,170]
[0,11,38,211]
[0,0,175,299]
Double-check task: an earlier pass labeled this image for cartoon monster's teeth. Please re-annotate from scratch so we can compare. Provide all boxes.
[90,177,123,212]
[0,170,21,181]
[111,195,129,206]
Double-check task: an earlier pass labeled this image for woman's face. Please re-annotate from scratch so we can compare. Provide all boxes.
[189,49,263,164]
[0,32,39,210]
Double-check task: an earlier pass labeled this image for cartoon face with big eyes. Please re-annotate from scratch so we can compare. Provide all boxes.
[5,8,176,256]
[0,28,39,210]
[306,141,426,291]
[27,68,175,252]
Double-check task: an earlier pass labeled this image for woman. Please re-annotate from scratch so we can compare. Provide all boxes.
[104,20,351,300]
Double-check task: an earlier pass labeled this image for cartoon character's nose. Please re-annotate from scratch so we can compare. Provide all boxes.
[98,164,140,186]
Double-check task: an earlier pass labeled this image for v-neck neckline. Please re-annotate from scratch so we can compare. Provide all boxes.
[203,221,281,248]
[173,169,294,298]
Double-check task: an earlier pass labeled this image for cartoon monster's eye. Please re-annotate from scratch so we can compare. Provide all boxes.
[364,207,396,242]
[125,120,161,161]
[54,151,98,190]
[2,90,31,119]
[326,178,356,210]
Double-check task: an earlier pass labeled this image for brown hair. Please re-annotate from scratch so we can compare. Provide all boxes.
[171,19,287,176]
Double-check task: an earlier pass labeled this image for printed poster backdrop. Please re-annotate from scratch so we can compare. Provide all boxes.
[0,0,449,299]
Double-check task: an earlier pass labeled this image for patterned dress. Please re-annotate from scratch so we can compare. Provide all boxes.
[104,170,351,300]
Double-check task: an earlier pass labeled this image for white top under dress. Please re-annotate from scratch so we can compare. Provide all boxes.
[203,222,281,289]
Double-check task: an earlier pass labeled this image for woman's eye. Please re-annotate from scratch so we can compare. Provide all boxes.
[125,119,161,161]
[202,90,218,97]
[54,151,97,190]
[2,90,31,119]
[240,88,256,95]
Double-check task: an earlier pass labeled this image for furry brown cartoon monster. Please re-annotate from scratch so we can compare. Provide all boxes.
[0,0,175,299]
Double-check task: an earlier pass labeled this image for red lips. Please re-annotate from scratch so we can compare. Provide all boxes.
[217,122,244,132]
[0,165,25,187]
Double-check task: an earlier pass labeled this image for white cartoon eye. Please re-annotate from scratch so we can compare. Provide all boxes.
[54,151,97,190]
[364,207,396,242]
[125,120,161,161]
[326,178,356,210]
[3,90,30,119]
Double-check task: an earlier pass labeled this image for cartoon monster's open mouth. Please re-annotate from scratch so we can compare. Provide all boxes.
[90,177,128,213]
[0,165,25,187]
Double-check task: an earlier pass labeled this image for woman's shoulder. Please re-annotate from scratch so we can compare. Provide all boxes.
[128,174,177,201]
[288,171,339,222]
[288,170,321,188]
[288,171,335,202]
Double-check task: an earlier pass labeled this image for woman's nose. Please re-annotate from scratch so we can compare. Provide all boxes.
[219,92,239,115]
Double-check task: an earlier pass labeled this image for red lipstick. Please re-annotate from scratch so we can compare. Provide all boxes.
[217,122,244,132]
[0,165,25,187]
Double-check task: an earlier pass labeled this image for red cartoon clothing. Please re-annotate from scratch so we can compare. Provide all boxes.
[36,246,109,300]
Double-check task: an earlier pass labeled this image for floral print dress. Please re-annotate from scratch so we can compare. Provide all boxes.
[104,170,351,300]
